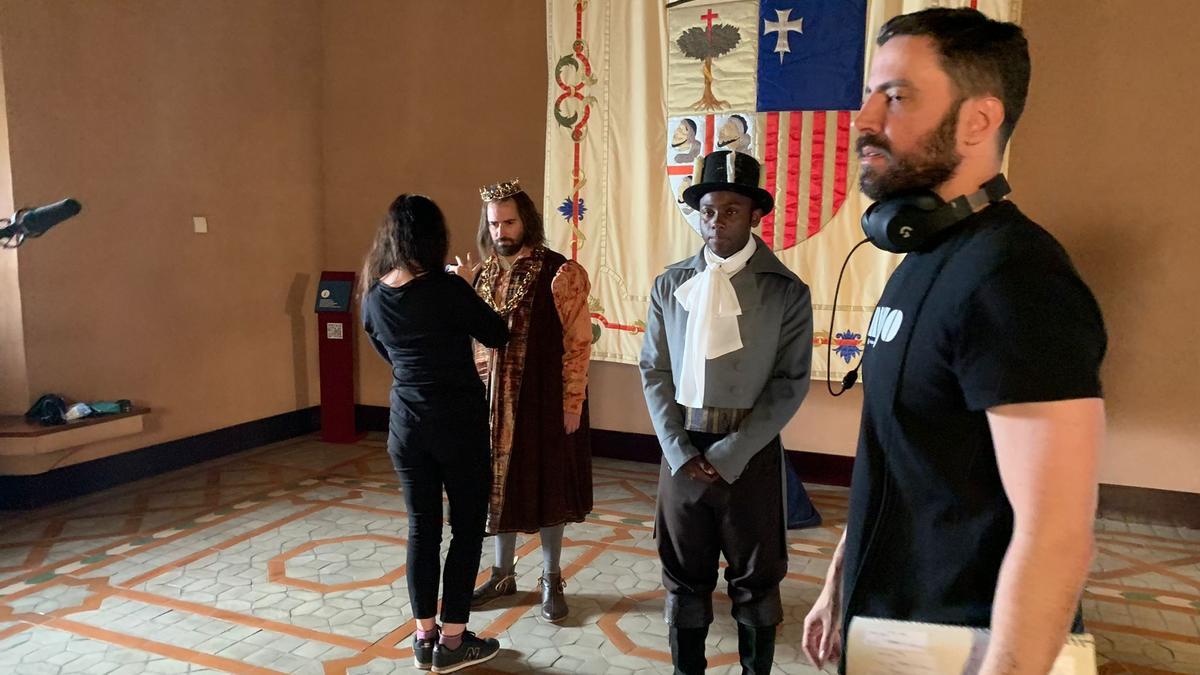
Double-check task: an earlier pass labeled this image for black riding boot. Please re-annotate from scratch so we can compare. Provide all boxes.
[668,624,709,675]
[736,622,777,674]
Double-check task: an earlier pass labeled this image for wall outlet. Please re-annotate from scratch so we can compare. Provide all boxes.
[193,216,208,234]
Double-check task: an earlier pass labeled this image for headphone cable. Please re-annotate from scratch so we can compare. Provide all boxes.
[827,237,873,396]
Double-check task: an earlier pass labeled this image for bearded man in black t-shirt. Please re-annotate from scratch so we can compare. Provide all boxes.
[801,9,1107,675]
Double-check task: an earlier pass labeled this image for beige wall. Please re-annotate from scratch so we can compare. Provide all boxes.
[1008,0,1200,493]
[320,1,549,403]
[0,1,325,451]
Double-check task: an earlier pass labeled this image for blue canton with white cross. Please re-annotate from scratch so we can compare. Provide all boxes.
[756,0,866,112]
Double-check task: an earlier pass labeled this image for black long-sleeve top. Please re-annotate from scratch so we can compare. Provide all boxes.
[362,272,508,418]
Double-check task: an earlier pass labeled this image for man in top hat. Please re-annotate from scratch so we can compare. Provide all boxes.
[640,150,816,674]
[453,178,594,624]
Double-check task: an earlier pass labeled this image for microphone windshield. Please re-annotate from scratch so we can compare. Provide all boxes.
[21,198,82,237]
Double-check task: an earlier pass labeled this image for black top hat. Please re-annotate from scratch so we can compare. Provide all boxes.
[681,150,774,215]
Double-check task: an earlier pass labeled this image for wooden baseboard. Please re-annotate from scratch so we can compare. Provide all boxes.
[1098,484,1200,529]
[355,404,389,432]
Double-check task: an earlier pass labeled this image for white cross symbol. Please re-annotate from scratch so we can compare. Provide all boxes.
[763,8,804,64]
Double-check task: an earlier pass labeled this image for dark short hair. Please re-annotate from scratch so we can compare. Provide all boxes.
[681,118,697,133]
[359,194,448,301]
[476,190,545,259]
[879,7,1030,147]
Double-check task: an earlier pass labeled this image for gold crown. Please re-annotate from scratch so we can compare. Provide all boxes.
[479,178,524,202]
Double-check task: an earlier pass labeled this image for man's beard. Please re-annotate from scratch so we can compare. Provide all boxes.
[493,234,524,257]
[858,101,964,201]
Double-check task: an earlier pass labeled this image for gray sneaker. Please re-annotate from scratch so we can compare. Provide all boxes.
[431,631,500,673]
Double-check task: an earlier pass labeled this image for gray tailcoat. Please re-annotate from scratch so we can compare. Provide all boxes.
[639,235,814,482]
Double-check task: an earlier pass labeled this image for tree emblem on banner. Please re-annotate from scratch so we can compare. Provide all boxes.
[676,11,742,111]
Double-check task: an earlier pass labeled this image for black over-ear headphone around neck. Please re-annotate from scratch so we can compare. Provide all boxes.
[826,174,1013,395]
[860,173,1011,253]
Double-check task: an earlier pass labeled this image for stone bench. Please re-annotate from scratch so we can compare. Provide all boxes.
[0,407,150,476]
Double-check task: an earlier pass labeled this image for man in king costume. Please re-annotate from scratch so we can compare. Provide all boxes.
[465,178,594,623]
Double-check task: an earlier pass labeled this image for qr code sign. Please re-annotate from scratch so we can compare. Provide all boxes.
[326,322,344,340]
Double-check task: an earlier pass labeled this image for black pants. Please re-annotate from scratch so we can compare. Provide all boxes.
[388,406,491,625]
[656,433,787,629]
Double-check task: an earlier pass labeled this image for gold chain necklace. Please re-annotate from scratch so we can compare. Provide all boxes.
[477,247,544,317]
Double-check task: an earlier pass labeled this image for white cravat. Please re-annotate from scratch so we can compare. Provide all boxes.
[673,236,756,408]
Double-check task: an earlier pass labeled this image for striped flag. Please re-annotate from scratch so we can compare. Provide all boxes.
[758,110,855,250]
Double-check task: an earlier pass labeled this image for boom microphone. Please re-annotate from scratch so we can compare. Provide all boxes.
[0,198,82,247]
[18,198,82,237]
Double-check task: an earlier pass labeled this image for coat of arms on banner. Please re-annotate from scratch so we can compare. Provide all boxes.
[666,0,867,250]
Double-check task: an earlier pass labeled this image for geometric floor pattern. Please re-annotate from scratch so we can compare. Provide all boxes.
[0,434,1196,674]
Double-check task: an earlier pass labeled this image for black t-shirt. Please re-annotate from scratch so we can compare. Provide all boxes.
[361,271,508,421]
[841,200,1106,637]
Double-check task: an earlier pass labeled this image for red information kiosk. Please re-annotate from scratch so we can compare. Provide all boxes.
[315,271,364,443]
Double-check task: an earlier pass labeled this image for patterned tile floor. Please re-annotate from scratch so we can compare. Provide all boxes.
[0,435,1196,674]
